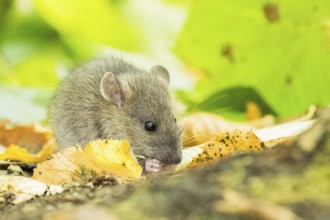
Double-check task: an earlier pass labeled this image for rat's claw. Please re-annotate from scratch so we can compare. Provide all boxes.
[145,159,163,173]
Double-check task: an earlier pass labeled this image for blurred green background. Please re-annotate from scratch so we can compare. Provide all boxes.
[0,0,329,124]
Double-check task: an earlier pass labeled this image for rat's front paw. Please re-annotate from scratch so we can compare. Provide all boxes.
[145,159,163,173]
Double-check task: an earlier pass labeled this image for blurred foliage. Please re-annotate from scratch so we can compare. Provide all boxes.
[163,0,191,5]
[0,0,329,123]
[0,0,144,89]
[175,0,330,119]
[34,0,142,52]
[177,87,277,119]
[0,0,146,123]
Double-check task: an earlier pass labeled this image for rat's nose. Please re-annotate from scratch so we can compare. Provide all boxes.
[158,151,182,165]
[171,155,182,165]
[158,145,182,165]
[169,151,182,165]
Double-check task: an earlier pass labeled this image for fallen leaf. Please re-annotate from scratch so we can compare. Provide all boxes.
[178,120,315,170]
[181,113,274,147]
[188,129,263,167]
[254,120,315,142]
[84,140,143,180]
[0,138,57,163]
[0,176,63,204]
[32,146,88,185]
[33,140,142,185]
[0,120,51,153]
[0,120,57,163]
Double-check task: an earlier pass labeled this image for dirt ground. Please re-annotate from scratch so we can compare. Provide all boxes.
[1,136,330,220]
[0,175,131,220]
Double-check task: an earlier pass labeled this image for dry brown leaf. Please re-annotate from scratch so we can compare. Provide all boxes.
[0,139,57,163]
[188,129,263,167]
[33,140,142,185]
[0,120,52,153]
[181,113,274,147]
[32,146,88,185]
[0,120,57,163]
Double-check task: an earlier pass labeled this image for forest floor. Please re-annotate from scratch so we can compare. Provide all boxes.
[1,108,330,220]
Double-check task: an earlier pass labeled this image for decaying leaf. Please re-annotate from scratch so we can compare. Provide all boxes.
[188,129,263,167]
[0,120,57,163]
[254,120,315,142]
[0,176,63,204]
[84,140,143,180]
[0,139,57,163]
[32,146,88,185]
[33,140,142,185]
[178,120,315,170]
[181,113,274,147]
[0,120,51,153]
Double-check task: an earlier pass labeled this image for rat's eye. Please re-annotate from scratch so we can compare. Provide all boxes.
[145,121,157,132]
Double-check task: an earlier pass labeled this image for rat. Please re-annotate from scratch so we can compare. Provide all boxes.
[50,56,182,173]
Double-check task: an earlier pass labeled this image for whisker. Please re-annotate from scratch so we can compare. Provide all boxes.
[206,107,232,114]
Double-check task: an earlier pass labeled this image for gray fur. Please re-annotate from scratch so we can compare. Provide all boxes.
[50,56,182,166]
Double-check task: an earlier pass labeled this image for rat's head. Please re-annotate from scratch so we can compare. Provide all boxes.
[100,65,182,170]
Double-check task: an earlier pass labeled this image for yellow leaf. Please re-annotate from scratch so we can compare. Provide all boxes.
[181,113,274,147]
[0,138,57,163]
[33,140,142,185]
[188,129,263,167]
[85,140,142,180]
[0,120,57,163]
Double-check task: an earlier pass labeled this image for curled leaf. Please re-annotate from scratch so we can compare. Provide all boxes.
[187,129,263,168]
[0,120,57,163]
[181,113,273,147]
[0,140,56,163]
[33,140,142,185]
[84,140,143,180]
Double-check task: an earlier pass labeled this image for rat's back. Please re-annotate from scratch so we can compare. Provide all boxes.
[50,56,142,148]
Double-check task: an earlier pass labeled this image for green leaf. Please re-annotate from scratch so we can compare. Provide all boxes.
[175,0,330,118]
[177,87,276,120]
[3,54,58,88]
[34,0,144,51]
[0,0,12,33]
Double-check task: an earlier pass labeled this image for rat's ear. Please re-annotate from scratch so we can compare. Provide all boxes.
[151,65,170,87]
[100,72,124,107]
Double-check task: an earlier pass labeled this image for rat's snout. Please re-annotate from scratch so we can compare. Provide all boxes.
[160,148,182,165]
[153,150,182,166]
[169,152,182,165]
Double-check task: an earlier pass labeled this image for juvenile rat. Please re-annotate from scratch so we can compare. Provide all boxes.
[50,56,182,173]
